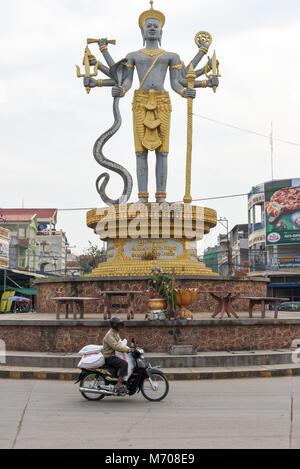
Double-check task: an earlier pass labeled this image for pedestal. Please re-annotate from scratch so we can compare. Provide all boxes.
[86,202,218,277]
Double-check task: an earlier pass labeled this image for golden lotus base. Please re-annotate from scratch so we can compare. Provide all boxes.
[86,258,218,278]
[86,202,218,278]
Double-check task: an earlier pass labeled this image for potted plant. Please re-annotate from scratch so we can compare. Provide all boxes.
[148,269,177,319]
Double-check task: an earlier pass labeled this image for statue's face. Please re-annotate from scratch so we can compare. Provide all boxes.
[143,18,162,41]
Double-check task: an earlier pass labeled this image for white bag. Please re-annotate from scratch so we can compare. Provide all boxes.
[115,339,134,382]
[77,352,105,369]
[78,345,103,356]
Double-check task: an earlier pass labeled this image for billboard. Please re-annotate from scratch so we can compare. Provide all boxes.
[265,179,300,245]
[271,257,300,269]
[0,227,9,268]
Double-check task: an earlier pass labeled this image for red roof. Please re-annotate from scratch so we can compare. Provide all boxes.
[0,209,57,223]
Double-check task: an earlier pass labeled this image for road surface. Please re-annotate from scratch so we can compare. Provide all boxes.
[1,377,300,449]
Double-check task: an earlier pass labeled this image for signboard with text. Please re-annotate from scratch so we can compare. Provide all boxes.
[0,228,10,268]
[265,179,300,245]
[271,257,300,269]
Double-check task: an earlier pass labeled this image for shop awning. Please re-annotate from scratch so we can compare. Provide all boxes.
[15,288,37,296]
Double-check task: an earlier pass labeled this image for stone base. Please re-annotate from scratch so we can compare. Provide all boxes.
[168,345,197,355]
[36,275,268,314]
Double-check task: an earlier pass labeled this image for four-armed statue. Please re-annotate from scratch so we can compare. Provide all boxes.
[77,0,220,205]
[78,1,221,278]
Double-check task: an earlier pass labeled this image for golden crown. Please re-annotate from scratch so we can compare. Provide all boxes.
[139,0,165,30]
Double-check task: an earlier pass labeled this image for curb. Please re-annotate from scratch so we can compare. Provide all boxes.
[1,366,300,381]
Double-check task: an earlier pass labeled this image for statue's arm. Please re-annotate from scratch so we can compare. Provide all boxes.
[187,47,209,71]
[83,77,115,89]
[98,39,116,68]
[169,54,196,99]
[169,54,186,95]
[178,76,219,89]
[112,54,135,98]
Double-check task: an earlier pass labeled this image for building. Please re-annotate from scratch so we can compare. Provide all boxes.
[248,178,300,300]
[230,224,249,276]
[0,209,68,276]
[0,227,10,268]
[217,234,230,276]
[0,210,38,271]
[65,249,81,277]
[202,246,219,274]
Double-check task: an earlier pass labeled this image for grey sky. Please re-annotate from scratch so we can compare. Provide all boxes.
[1,0,299,254]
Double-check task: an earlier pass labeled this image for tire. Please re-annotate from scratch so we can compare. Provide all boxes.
[141,373,169,402]
[80,373,106,401]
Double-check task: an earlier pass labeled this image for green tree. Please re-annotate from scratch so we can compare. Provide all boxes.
[77,242,106,274]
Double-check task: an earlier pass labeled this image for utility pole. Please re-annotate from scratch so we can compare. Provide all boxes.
[270,121,274,180]
[218,217,231,276]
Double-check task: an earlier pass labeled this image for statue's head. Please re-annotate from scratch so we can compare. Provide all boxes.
[139,1,165,46]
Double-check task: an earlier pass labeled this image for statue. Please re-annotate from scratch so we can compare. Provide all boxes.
[78,1,220,205]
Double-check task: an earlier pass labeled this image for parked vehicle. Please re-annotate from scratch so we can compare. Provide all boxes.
[75,339,169,402]
[278,302,300,312]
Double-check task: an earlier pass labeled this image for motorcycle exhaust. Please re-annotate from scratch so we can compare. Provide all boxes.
[79,387,114,396]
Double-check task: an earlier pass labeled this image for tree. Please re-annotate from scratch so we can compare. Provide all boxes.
[77,242,106,274]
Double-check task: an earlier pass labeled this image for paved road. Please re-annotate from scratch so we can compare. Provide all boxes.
[1,377,300,449]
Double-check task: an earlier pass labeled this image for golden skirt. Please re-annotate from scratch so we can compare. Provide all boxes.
[132,89,172,153]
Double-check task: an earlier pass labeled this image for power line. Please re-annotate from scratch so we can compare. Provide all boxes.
[57,191,261,211]
[193,113,300,147]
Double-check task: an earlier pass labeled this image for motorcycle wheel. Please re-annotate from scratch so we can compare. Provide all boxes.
[80,373,106,401]
[141,373,169,402]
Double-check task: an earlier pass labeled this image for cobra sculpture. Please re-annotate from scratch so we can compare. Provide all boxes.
[94,60,133,206]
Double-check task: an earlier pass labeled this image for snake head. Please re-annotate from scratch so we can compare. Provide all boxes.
[109,58,128,86]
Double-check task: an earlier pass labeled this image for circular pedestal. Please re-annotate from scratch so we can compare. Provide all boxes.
[86,202,218,277]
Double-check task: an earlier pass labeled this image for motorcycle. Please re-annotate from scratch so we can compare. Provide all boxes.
[75,339,169,402]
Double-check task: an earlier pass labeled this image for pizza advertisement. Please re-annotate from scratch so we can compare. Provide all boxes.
[265,179,300,245]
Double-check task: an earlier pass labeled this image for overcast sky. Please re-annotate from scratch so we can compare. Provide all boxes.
[1,0,299,254]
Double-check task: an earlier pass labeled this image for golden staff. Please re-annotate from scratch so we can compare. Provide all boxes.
[183,63,196,205]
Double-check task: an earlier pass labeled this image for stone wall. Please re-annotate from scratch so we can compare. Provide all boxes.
[0,319,299,353]
[36,276,268,314]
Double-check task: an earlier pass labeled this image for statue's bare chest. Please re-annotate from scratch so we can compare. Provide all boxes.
[134,52,170,75]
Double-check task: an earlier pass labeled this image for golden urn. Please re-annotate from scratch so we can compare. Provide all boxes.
[148,296,168,312]
[175,288,199,319]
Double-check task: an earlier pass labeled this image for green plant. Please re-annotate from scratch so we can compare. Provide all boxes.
[148,271,177,313]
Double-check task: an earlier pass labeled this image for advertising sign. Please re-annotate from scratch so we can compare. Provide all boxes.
[0,228,9,268]
[271,257,300,269]
[265,179,300,245]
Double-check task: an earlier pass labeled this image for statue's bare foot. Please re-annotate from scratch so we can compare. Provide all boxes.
[138,198,148,203]
[156,198,166,203]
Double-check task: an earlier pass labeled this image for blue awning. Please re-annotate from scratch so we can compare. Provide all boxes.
[269,284,300,288]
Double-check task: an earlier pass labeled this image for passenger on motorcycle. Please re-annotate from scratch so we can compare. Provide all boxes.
[103,317,134,391]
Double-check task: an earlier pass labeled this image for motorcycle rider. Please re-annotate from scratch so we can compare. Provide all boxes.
[103,317,134,392]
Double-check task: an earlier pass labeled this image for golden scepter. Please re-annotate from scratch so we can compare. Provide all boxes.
[183,63,196,205]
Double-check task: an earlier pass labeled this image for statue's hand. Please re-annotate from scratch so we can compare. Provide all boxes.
[207,56,219,71]
[89,59,97,66]
[112,86,125,98]
[98,38,108,48]
[84,77,98,88]
[182,88,196,99]
[207,77,219,88]
[199,40,210,51]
